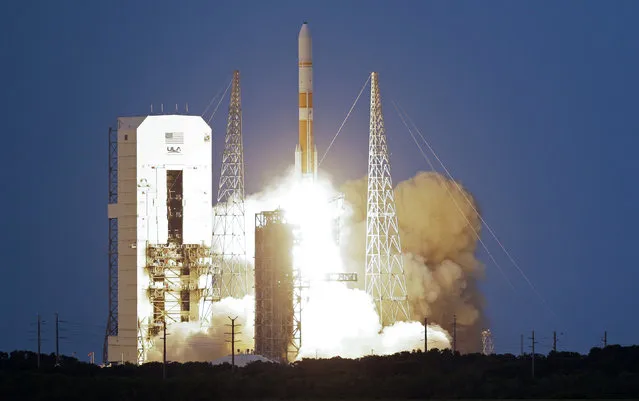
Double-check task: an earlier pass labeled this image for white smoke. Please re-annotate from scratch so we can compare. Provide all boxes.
[149,169,470,362]
[341,171,485,352]
[298,283,450,358]
[248,169,452,358]
[146,295,255,362]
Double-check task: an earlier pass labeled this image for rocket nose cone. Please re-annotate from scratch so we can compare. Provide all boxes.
[299,22,310,38]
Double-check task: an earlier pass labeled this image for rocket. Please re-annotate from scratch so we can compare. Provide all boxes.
[295,22,318,180]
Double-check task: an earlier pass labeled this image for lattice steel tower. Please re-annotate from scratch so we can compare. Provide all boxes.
[481,329,495,355]
[365,72,410,327]
[103,127,119,364]
[212,70,248,299]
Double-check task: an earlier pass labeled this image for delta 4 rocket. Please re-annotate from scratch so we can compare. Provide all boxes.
[295,22,318,180]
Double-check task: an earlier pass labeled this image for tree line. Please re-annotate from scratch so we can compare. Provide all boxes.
[1,345,638,400]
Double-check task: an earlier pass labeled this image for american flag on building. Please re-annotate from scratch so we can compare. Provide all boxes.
[165,132,184,144]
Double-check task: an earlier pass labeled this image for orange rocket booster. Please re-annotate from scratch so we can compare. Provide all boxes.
[295,22,317,180]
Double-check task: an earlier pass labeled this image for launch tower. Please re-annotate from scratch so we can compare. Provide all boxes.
[209,70,249,310]
[254,210,300,363]
[104,115,213,364]
[365,72,411,326]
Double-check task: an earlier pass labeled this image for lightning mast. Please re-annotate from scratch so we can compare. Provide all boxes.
[212,70,248,300]
[481,329,495,355]
[365,72,410,326]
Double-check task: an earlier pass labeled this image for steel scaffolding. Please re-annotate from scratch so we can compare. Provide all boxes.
[254,210,299,362]
[365,72,410,326]
[103,126,119,364]
[211,70,249,304]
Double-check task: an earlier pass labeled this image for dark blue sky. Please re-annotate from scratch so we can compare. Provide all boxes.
[2,0,638,359]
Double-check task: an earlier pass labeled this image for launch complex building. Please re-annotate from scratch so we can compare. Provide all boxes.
[106,116,215,364]
[104,23,410,365]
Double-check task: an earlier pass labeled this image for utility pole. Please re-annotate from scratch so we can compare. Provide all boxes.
[452,314,457,354]
[424,317,428,352]
[55,313,60,365]
[603,331,607,347]
[37,314,41,369]
[520,334,524,356]
[553,331,557,353]
[226,316,241,370]
[162,319,167,380]
[529,330,537,379]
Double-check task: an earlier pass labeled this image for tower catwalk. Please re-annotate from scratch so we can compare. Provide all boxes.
[212,70,248,300]
[365,72,410,326]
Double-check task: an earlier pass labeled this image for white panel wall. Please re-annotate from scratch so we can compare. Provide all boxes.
[109,118,142,364]
[136,115,213,336]
[183,166,212,245]
[136,115,212,246]
[109,115,212,364]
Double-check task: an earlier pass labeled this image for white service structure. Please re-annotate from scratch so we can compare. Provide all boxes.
[107,115,213,364]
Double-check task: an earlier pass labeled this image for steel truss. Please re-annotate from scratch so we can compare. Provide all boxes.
[210,70,248,309]
[103,126,118,364]
[145,243,210,331]
[365,72,411,327]
[254,210,302,362]
[482,329,495,355]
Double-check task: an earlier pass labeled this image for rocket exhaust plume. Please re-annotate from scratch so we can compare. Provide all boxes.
[146,296,255,363]
[341,171,486,353]
[147,170,461,362]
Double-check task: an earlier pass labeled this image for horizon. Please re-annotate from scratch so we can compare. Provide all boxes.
[1,1,638,361]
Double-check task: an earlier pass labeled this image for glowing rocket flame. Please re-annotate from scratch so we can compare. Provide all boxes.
[149,170,452,363]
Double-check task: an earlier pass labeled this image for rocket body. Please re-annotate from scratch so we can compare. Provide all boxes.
[295,22,318,180]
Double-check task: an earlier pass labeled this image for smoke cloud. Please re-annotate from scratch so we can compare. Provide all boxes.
[298,283,451,358]
[340,171,486,353]
[148,170,482,362]
[146,296,255,362]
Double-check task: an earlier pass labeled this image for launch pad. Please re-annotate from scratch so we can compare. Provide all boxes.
[253,192,357,362]
[104,22,412,365]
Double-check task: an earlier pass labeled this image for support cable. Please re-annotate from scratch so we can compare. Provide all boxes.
[391,100,516,292]
[202,74,232,118]
[394,101,557,319]
[319,74,372,166]
[205,76,233,124]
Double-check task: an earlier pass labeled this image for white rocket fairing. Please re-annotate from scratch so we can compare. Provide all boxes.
[295,22,318,180]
